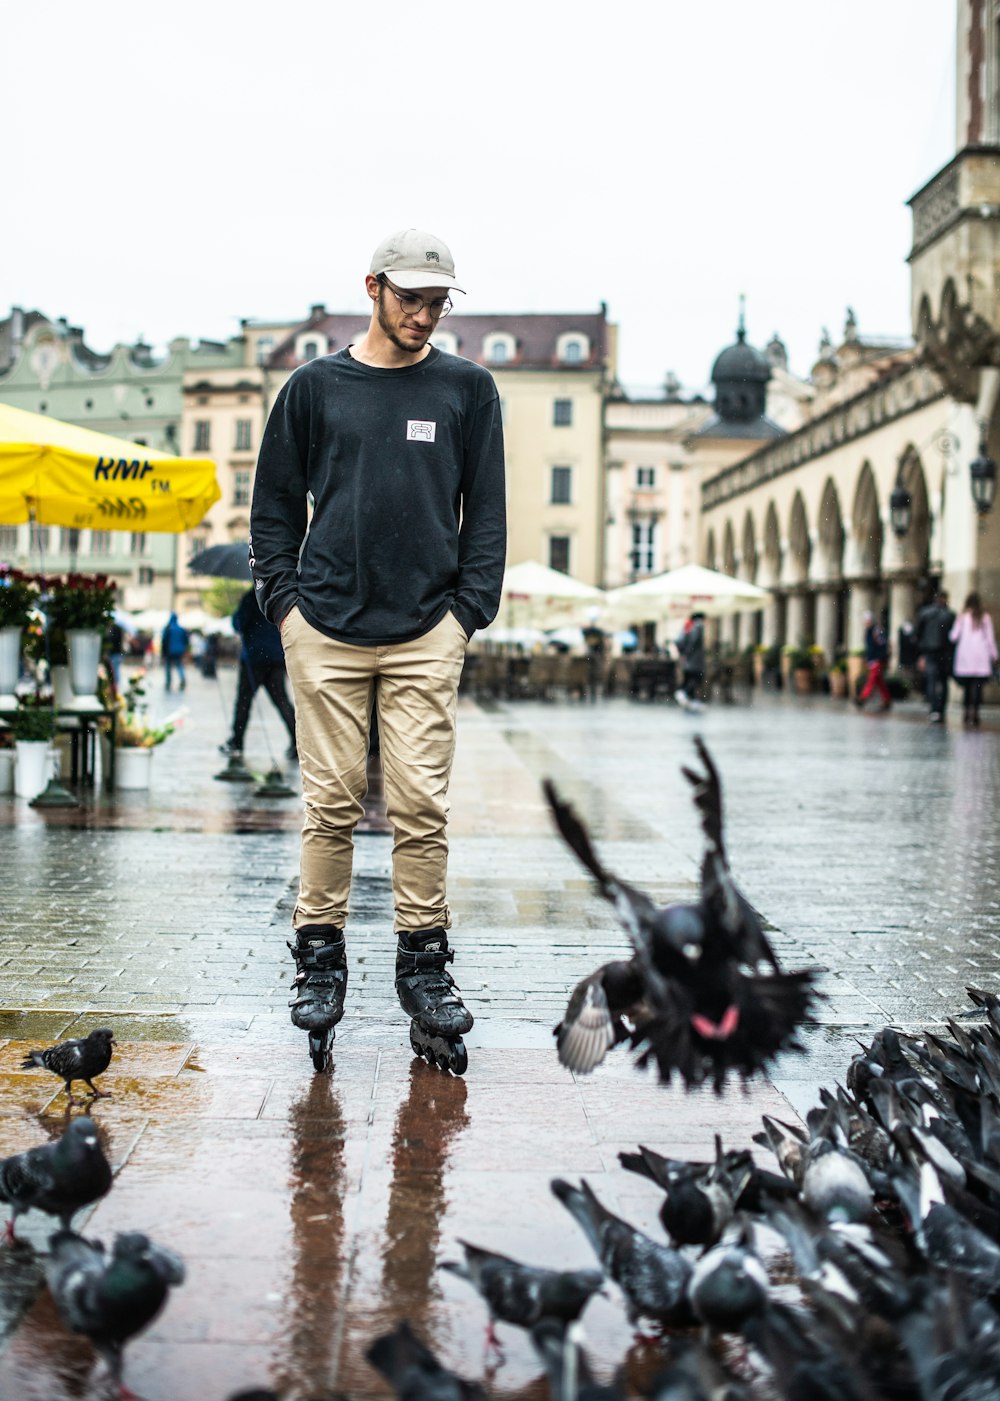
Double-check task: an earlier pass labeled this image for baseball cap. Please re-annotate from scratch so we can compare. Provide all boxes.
[369,228,465,293]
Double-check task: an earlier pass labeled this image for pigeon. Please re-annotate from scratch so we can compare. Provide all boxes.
[686,1223,770,1334]
[20,1027,116,1103]
[550,1178,693,1328]
[440,1239,603,1356]
[615,1136,749,1250]
[46,1229,185,1396]
[544,743,819,1091]
[554,959,649,1074]
[0,1117,112,1241]
[366,1319,486,1401]
[530,1320,625,1401]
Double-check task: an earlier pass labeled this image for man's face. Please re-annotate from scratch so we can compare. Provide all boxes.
[370,276,447,354]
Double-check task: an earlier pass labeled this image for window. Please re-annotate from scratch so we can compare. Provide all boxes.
[556,331,590,363]
[28,523,50,554]
[59,528,80,553]
[194,420,210,451]
[483,332,516,364]
[302,340,319,362]
[235,419,253,451]
[431,331,459,355]
[550,466,572,504]
[553,398,573,426]
[233,469,251,507]
[130,532,148,557]
[636,466,656,489]
[137,565,154,587]
[0,525,18,555]
[295,332,328,363]
[255,336,274,365]
[549,535,570,574]
[630,521,657,574]
[90,530,112,556]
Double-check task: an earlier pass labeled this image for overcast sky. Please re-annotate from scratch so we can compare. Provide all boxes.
[5,1,955,394]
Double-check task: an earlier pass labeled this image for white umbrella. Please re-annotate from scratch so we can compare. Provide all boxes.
[606,564,770,622]
[500,560,605,626]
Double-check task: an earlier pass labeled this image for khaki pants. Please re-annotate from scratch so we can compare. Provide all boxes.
[280,606,468,933]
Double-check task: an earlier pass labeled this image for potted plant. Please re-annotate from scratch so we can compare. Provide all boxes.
[109,671,177,790]
[784,644,816,695]
[11,692,56,800]
[828,654,849,698]
[41,573,117,707]
[0,567,39,703]
[756,643,782,689]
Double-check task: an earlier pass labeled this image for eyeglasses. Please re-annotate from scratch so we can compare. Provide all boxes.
[379,277,452,319]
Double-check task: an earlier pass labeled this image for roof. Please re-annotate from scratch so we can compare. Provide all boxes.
[711,330,771,384]
[692,412,786,440]
[266,309,610,371]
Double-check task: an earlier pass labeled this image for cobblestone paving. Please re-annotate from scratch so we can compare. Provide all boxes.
[0,669,995,1398]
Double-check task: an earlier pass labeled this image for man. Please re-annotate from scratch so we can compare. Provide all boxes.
[674,612,706,712]
[249,228,506,1064]
[160,612,189,693]
[913,589,955,723]
[219,586,296,760]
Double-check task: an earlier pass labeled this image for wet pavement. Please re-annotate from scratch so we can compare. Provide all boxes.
[0,666,997,1398]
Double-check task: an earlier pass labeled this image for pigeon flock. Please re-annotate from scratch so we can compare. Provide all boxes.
[4,737,1000,1401]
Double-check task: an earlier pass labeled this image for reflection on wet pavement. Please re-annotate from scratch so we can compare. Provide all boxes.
[0,685,995,1395]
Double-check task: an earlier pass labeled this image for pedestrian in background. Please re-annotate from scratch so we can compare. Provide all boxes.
[949,591,997,728]
[914,589,955,723]
[855,610,891,711]
[220,587,296,760]
[674,611,706,711]
[160,612,189,693]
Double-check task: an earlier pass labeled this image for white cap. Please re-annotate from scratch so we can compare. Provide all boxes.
[369,228,464,292]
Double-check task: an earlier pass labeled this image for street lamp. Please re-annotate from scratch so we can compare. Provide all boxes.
[970,440,998,515]
[889,479,912,538]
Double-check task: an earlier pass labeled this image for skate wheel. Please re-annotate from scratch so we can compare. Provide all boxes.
[449,1039,469,1076]
[309,1029,332,1072]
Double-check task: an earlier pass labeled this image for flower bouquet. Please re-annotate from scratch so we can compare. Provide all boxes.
[113,671,177,748]
[0,568,40,629]
[41,573,117,631]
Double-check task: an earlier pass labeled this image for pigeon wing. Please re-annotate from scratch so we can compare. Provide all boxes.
[556,972,617,1074]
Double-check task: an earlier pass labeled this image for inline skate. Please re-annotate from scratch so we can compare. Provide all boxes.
[288,927,348,1071]
[395,929,473,1075]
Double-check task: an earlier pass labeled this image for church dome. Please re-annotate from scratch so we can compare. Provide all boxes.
[711,328,771,385]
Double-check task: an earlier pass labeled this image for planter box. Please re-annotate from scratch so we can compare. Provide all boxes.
[793,668,814,695]
[114,746,153,790]
[829,670,848,698]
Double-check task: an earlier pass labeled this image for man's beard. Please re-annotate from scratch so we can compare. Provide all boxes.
[376,290,429,354]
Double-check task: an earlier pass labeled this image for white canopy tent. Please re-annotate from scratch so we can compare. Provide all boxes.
[605,563,770,623]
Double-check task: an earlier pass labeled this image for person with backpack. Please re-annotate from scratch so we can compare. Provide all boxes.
[161,612,190,693]
[913,589,955,723]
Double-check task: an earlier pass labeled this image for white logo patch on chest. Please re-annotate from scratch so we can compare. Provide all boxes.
[407,420,436,442]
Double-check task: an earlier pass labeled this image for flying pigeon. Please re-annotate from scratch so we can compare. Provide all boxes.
[440,1239,603,1357]
[544,742,819,1091]
[0,1117,112,1242]
[550,1178,693,1328]
[554,959,648,1074]
[46,1229,185,1396]
[365,1319,486,1401]
[20,1028,116,1103]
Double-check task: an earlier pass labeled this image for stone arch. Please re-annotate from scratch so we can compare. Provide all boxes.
[704,529,717,570]
[786,491,811,585]
[722,519,737,575]
[760,501,781,588]
[741,511,757,582]
[815,476,844,580]
[849,460,883,576]
[895,444,931,575]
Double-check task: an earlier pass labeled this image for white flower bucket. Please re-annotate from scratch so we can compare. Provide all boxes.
[51,665,76,710]
[14,740,52,800]
[67,629,104,711]
[114,745,154,790]
[0,626,21,707]
[0,749,14,795]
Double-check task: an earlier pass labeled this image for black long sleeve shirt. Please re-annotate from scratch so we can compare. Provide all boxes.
[249,346,506,645]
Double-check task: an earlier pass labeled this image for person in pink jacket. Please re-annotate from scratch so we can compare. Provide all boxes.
[949,591,998,727]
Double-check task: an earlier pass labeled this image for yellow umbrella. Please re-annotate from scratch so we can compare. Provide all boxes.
[0,402,220,532]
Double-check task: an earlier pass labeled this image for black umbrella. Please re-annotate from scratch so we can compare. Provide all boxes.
[188,542,252,581]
